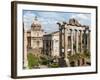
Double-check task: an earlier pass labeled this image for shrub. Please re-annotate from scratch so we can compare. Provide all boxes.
[27,53,39,69]
[40,55,53,65]
[83,50,90,59]
[49,63,59,68]
[40,55,49,65]
[70,61,76,67]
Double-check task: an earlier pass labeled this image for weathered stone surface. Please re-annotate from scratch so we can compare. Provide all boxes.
[69,18,81,26]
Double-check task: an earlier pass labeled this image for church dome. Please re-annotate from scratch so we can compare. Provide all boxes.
[31,16,41,30]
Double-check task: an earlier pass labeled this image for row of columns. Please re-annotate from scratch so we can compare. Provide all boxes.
[58,22,90,58]
[66,29,90,55]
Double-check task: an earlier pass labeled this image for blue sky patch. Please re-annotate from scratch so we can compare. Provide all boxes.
[23,10,91,33]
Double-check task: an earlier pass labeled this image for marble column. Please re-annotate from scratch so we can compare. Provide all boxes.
[64,28,68,58]
[59,28,62,57]
[62,29,64,50]
[83,30,86,51]
[64,27,70,67]
[71,29,74,55]
[80,30,83,53]
[89,30,91,52]
[58,23,64,57]
[87,30,91,52]
[76,30,79,53]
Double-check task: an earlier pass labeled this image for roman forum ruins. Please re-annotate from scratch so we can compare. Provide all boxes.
[23,17,91,68]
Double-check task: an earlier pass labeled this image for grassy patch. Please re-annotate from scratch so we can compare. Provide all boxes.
[27,53,39,69]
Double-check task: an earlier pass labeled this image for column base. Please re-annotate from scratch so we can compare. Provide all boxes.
[64,58,70,67]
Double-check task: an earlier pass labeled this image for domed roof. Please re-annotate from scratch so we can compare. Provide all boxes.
[31,16,41,30]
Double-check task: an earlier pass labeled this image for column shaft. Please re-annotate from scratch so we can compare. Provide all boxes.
[64,28,68,58]
[87,30,90,52]
[89,31,91,52]
[76,30,79,53]
[59,28,62,57]
[71,30,74,55]
[64,27,70,67]
[80,30,83,53]
[83,30,86,51]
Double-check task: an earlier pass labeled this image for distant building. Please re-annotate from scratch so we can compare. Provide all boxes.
[43,31,60,57]
[26,17,44,57]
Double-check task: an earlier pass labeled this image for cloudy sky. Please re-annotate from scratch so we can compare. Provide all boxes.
[23,10,91,33]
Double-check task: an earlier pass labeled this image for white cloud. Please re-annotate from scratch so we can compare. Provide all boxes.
[23,10,91,32]
[70,13,91,25]
[40,17,58,33]
[23,11,37,30]
[70,14,90,20]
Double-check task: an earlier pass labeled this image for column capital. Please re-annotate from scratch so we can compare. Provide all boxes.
[83,30,86,32]
[69,29,73,31]
[79,30,84,33]
[75,29,79,32]
[79,30,82,32]
[87,29,91,32]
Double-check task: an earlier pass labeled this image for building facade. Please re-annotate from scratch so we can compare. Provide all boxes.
[27,17,44,56]
[23,17,45,68]
[43,31,60,57]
